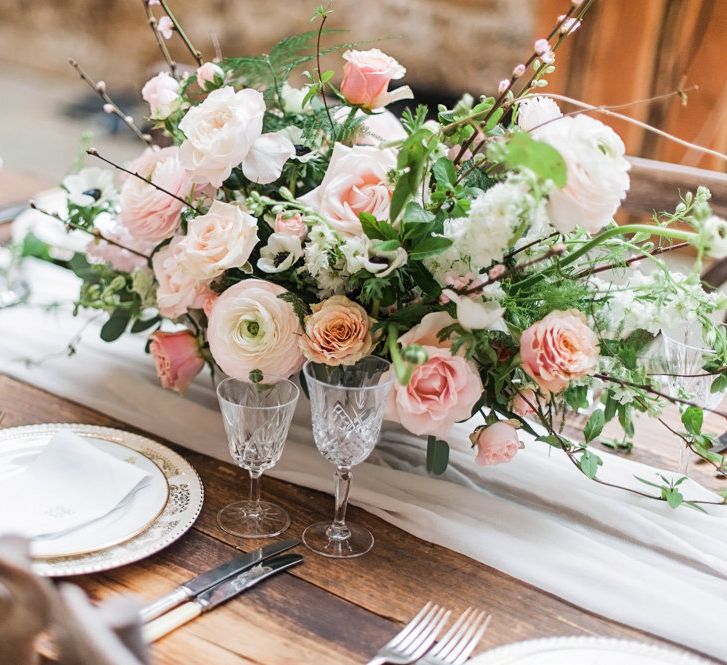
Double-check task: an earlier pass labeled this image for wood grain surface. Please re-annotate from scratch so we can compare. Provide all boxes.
[0,375,723,664]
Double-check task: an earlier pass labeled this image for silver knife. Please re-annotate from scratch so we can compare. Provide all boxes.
[142,553,304,642]
[139,538,300,623]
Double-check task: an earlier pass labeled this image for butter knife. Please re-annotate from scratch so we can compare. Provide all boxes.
[139,538,299,623]
[142,553,303,642]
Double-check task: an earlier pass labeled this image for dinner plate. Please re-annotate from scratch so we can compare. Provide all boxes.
[0,424,204,576]
[471,637,712,665]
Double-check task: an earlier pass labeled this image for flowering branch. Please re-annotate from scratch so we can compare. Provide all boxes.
[68,59,152,146]
[158,0,203,66]
[142,0,177,76]
[86,148,203,215]
[572,241,690,279]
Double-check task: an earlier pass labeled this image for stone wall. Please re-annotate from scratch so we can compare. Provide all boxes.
[0,0,534,98]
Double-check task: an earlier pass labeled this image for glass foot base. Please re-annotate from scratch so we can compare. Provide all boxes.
[302,521,373,558]
[217,500,290,538]
[0,281,29,308]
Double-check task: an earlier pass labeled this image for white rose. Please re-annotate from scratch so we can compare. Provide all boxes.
[179,86,293,187]
[152,237,209,320]
[298,143,396,236]
[534,114,630,234]
[178,200,259,279]
[141,72,181,120]
[257,233,303,273]
[703,215,727,259]
[516,96,562,132]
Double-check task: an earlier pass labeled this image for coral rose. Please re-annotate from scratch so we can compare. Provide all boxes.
[121,147,191,242]
[299,296,373,366]
[152,237,210,319]
[340,49,413,110]
[471,422,521,466]
[149,330,204,393]
[207,279,304,379]
[519,310,599,394]
[298,143,396,236]
[511,388,539,417]
[387,346,482,438]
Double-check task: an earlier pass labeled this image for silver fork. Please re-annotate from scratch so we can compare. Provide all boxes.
[366,602,451,665]
[416,607,492,665]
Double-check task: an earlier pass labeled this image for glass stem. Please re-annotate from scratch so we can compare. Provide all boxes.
[329,467,352,540]
[248,470,262,517]
[679,444,691,476]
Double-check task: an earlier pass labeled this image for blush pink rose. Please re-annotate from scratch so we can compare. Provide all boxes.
[298,143,396,236]
[149,330,205,393]
[520,310,599,394]
[471,422,521,466]
[152,237,209,320]
[387,346,482,438]
[121,147,192,242]
[398,311,457,348]
[141,71,181,120]
[274,212,307,240]
[207,279,304,379]
[340,49,413,110]
[196,62,225,90]
[512,388,539,417]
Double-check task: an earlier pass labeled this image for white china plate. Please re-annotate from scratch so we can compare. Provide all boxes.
[0,424,204,576]
[471,637,712,665]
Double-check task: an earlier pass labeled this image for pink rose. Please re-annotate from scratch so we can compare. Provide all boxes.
[121,147,191,242]
[398,311,456,348]
[340,49,413,110]
[149,330,205,393]
[207,279,304,379]
[471,422,521,466]
[512,388,539,417]
[387,346,482,438]
[520,310,599,394]
[274,212,307,240]
[299,296,373,366]
[85,214,153,273]
[152,237,209,320]
[298,143,396,236]
[141,72,180,120]
[196,62,225,90]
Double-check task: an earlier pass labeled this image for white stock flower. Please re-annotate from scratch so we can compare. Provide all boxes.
[141,72,181,120]
[62,167,116,207]
[702,215,727,259]
[257,233,303,273]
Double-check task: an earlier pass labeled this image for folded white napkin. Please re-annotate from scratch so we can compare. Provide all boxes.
[0,430,151,539]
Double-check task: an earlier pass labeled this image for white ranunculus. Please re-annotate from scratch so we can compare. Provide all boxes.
[62,167,117,207]
[257,233,303,273]
[516,96,562,132]
[441,290,505,332]
[703,215,727,259]
[241,131,295,184]
[141,72,181,120]
[534,114,631,234]
[179,200,259,279]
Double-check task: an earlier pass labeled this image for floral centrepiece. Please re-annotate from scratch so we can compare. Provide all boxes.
[48,2,727,509]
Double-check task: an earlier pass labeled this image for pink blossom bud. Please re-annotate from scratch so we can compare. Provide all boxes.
[572,0,585,6]
[498,79,510,94]
[512,64,526,78]
[558,15,581,35]
[157,16,174,40]
[124,115,134,124]
[552,243,567,254]
[534,39,551,55]
[148,0,160,4]
[488,264,506,280]
[95,80,106,92]
[102,103,114,114]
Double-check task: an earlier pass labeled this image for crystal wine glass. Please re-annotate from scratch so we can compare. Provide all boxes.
[0,242,29,308]
[216,375,299,538]
[302,356,393,558]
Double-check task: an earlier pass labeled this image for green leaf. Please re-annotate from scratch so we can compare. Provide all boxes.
[426,436,450,475]
[100,311,130,343]
[130,316,161,334]
[681,406,703,435]
[711,373,727,394]
[390,172,418,223]
[401,202,436,240]
[359,213,399,241]
[432,157,457,188]
[664,487,684,509]
[584,409,605,443]
[579,450,603,479]
[502,131,567,187]
[537,434,564,448]
[407,263,441,298]
[408,236,453,261]
[603,394,618,422]
[371,239,401,252]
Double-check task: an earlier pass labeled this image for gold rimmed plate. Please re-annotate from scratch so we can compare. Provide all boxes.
[0,424,204,577]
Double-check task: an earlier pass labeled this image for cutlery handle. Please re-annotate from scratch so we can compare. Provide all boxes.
[139,587,190,623]
[142,602,202,642]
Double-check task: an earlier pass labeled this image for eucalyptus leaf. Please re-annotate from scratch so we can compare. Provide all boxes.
[426,436,450,475]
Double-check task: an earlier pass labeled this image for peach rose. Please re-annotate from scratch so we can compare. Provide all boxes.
[387,346,482,438]
[178,200,259,280]
[121,147,191,242]
[299,296,373,366]
[298,143,396,236]
[274,212,307,240]
[149,330,204,393]
[471,422,521,466]
[511,388,539,417]
[398,311,456,348]
[340,49,413,110]
[519,310,599,394]
[152,237,209,320]
[207,279,304,379]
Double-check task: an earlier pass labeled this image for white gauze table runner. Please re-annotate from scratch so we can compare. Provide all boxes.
[2,258,727,662]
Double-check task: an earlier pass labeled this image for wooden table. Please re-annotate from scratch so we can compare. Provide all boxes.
[1,374,724,665]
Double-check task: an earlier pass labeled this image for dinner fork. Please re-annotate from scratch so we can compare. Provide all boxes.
[366,602,451,665]
[416,607,491,665]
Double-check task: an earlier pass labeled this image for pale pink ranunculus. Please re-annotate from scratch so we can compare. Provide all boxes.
[520,309,599,394]
[512,388,539,417]
[121,147,191,242]
[340,49,413,110]
[178,200,258,280]
[274,212,307,240]
[387,346,482,438]
[516,95,562,132]
[202,291,218,318]
[196,62,225,90]
[207,279,304,379]
[152,236,209,320]
[298,143,396,236]
[398,311,457,348]
[149,330,204,393]
[141,72,181,120]
[299,296,373,366]
[472,422,521,466]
